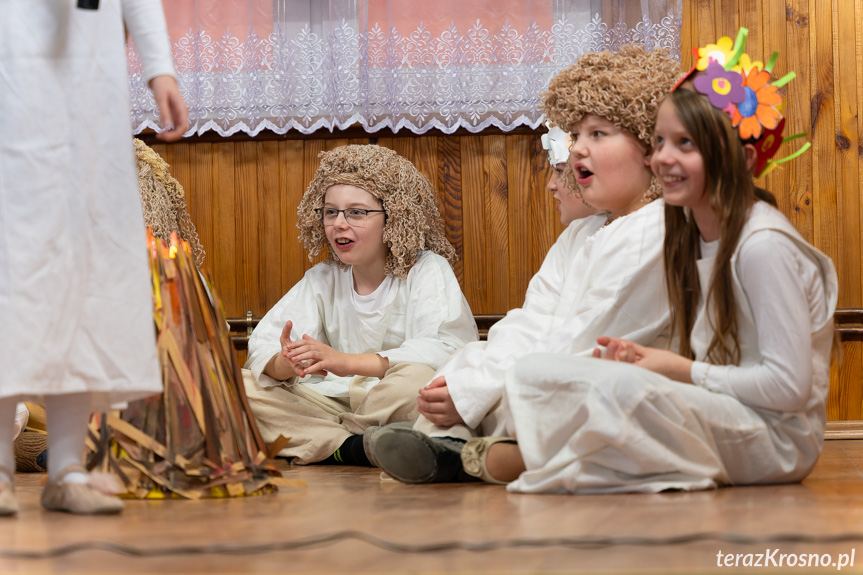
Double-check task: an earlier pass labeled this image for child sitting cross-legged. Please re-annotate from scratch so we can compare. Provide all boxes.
[243,145,478,466]
[459,30,837,493]
[370,45,681,484]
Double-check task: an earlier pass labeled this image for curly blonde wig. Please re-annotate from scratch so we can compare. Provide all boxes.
[541,45,681,202]
[134,139,205,267]
[296,145,456,279]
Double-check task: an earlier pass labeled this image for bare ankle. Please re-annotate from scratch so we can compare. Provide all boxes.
[484,443,526,483]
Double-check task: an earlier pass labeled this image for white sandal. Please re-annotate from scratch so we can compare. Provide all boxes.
[41,465,124,515]
[0,465,19,516]
[460,437,517,485]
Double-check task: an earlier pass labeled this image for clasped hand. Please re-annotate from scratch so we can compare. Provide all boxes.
[278,320,351,378]
[417,376,464,427]
[592,336,694,384]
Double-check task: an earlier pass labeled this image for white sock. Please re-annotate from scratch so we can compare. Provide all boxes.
[0,397,19,483]
[45,394,91,484]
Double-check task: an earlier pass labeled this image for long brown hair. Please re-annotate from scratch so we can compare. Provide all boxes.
[663,88,764,364]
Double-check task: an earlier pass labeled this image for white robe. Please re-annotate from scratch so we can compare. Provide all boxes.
[504,201,838,494]
[0,0,174,404]
[245,251,478,397]
[442,200,670,430]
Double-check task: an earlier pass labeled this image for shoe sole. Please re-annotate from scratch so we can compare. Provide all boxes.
[373,428,460,484]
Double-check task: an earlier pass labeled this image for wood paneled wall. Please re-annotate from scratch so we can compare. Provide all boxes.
[149,133,563,318]
[148,0,863,423]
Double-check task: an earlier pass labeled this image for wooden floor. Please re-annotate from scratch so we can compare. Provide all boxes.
[2,441,863,574]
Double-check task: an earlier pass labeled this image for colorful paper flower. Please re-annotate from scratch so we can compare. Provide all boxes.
[541,124,572,166]
[682,28,810,177]
[752,117,785,176]
[731,68,782,140]
[692,61,746,111]
[696,36,735,70]
[732,53,763,74]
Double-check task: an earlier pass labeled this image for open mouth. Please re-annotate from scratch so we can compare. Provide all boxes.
[335,238,354,248]
[575,166,594,182]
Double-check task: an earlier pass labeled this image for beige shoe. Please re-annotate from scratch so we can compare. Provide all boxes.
[0,466,19,517]
[460,436,517,485]
[41,465,124,515]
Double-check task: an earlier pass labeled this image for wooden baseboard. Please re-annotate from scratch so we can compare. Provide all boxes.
[825,420,863,439]
[229,309,863,347]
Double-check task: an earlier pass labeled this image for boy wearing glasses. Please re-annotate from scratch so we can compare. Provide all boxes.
[243,145,477,466]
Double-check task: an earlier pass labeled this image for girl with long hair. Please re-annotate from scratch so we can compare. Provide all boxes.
[452,30,838,493]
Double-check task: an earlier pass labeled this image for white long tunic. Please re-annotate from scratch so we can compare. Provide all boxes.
[245,251,478,398]
[443,200,670,429]
[0,0,173,404]
[504,201,838,494]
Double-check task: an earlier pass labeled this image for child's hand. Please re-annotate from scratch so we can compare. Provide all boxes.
[417,376,464,427]
[284,334,350,377]
[274,320,307,379]
[149,75,189,142]
[593,336,694,383]
[593,336,642,363]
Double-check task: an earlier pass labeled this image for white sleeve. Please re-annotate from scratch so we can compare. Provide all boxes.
[377,254,478,369]
[691,231,822,412]
[518,221,576,316]
[482,223,575,350]
[490,215,605,338]
[437,224,577,428]
[542,206,670,358]
[448,204,669,429]
[121,0,176,83]
[244,269,329,384]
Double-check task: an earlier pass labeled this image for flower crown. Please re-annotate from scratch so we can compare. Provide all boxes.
[541,121,572,167]
[672,28,810,178]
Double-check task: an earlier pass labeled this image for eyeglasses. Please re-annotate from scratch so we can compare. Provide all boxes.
[315,207,386,227]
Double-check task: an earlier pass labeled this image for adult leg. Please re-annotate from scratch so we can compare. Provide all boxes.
[44,393,89,483]
[41,392,123,514]
[0,396,20,516]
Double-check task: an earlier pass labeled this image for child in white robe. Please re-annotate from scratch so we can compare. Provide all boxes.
[541,122,598,227]
[243,145,477,466]
[0,0,187,516]
[371,45,681,484]
[458,29,838,493]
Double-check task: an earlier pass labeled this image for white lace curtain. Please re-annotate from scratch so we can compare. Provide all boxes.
[129,0,682,136]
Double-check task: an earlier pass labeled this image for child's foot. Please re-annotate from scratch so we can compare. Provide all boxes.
[460,437,520,484]
[363,422,413,468]
[316,434,374,466]
[41,465,124,515]
[0,466,19,517]
[370,426,479,484]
